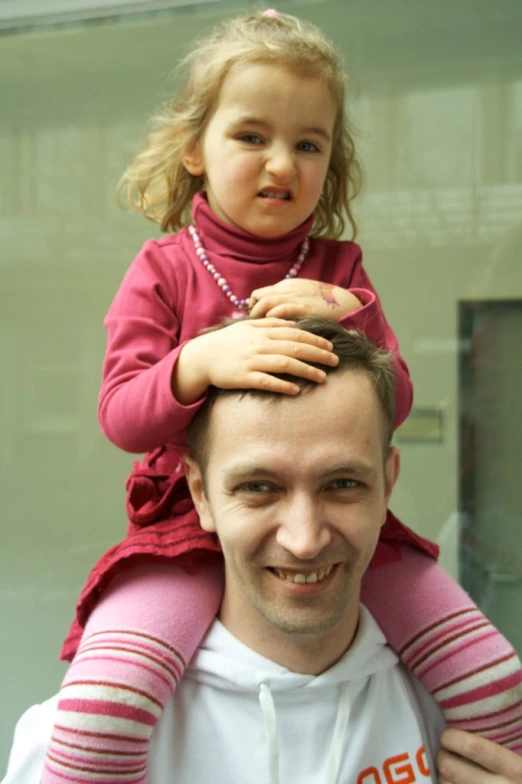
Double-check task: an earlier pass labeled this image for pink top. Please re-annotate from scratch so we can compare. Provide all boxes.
[99,193,413,455]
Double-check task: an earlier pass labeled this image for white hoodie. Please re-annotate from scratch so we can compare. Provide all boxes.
[3,606,445,784]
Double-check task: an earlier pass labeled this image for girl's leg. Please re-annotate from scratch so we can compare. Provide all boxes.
[41,558,223,784]
[362,546,522,753]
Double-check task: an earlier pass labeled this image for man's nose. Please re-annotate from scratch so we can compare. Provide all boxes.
[265,143,296,181]
[275,496,332,560]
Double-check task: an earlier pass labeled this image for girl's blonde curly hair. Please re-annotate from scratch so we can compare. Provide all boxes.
[120,9,362,240]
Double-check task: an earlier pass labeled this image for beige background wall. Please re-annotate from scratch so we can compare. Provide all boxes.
[2,0,522,768]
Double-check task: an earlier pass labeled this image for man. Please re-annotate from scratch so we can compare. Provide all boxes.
[3,319,522,784]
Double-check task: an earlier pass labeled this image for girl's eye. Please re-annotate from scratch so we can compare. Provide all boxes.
[297,140,320,153]
[238,133,264,145]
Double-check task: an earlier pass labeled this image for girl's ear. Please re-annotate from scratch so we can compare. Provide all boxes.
[183,142,205,177]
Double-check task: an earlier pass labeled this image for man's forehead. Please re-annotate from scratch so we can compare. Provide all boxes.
[210,370,377,415]
[206,373,384,458]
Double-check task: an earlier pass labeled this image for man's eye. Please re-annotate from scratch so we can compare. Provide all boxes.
[238,134,264,145]
[239,482,272,493]
[297,140,320,153]
[330,479,358,490]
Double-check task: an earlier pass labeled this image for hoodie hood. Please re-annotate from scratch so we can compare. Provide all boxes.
[187,606,400,784]
[189,605,397,694]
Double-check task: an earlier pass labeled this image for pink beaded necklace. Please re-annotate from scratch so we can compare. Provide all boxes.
[188,224,310,315]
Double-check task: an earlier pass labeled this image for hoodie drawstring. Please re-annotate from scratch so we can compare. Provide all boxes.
[258,681,351,784]
[259,682,279,784]
[325,682,351,783]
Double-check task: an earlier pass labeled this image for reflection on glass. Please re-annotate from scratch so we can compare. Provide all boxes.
[459,298,522,655]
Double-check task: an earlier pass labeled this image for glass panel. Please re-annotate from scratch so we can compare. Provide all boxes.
[459,301,522,654]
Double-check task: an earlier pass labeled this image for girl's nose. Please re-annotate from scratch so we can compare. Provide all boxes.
[265,145,297,182]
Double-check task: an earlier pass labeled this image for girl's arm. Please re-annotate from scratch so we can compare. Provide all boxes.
[340,260,413,429]
[171,318,336,405]
[99,243,337,453]
[98,242,203,453]
[249,260,413,429]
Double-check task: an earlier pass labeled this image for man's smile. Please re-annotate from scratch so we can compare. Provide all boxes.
[271,565,335,584]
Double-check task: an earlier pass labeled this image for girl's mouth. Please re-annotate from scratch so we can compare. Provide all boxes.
[259,190,292,200]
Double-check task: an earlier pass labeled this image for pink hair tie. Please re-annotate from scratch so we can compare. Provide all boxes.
[263,8,280,18]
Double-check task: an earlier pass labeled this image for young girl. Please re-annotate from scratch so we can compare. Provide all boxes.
[42,9,522,783]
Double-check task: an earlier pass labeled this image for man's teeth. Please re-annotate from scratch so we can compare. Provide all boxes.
[274,566,334,584]
[261,191,289,199]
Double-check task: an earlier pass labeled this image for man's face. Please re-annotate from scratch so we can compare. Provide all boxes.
[185,371,399,657]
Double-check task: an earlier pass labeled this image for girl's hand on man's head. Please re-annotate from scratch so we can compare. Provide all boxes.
[249,279,362,321]
[173,317,339,403]
[202,317,339,395]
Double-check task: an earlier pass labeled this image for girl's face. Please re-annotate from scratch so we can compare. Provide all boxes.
[183,62,337,238]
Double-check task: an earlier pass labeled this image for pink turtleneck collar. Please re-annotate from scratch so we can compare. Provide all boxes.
[191,192,314,266]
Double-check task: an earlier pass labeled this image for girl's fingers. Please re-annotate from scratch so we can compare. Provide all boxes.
[266,340,338,367]
[264,304,311,319]
[245,323,335,353]
[249,296,291,318]
[244,372,301,396]
[248,317,296,327]
[249,304,270,319]
[250,354,328,384]
[261,323,335,351]
[250,279,314,301]
[250,285,280,300]
[249,299,277,318]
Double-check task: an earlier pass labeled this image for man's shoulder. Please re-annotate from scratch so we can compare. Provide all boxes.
[2,697,58,784]
[360,606,446,764]
[399,666,446,755]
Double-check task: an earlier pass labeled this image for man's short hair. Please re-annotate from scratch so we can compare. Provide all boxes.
[186,317,396,470]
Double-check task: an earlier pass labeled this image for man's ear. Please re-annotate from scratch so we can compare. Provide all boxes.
[382,446,400,525]
[182,142,205,177]
[183,454,216,533]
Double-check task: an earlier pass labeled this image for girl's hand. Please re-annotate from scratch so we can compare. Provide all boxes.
[172,317,339,404]
[437,729,522,784]
[249,278,362,321]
